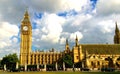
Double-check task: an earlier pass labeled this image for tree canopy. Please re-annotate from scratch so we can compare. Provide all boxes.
[59,54,73,68]
[1,53,19,70]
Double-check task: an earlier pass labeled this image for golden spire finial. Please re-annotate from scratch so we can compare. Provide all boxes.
[24,9,29,17]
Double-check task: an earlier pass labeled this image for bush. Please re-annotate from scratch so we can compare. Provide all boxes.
[101,68,115,72]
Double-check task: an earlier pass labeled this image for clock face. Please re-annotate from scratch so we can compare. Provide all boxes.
[23,26,28,31]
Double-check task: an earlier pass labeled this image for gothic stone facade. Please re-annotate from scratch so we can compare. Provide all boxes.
[20,11,120,69]
[20,11,64,66]
[73,23,120,69]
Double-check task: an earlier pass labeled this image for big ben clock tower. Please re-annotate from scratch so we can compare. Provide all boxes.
[20,10,32,65]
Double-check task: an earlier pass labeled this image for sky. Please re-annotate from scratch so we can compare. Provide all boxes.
[0,0,120,58]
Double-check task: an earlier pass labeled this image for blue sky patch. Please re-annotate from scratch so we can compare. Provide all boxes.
[34,12,44,19]
[32,22,37,29]
[57,9,78,17]
[90,0,97,9]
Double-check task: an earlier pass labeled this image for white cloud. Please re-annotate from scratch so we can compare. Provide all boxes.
[59,37,66,44]
[71,14,92,26]
[96,0,120,16]
[28,0,90,12]
[0,41,9,48]
[39,13,65,43]
[1,0,120,58]
[0,21,19,58]
[0,22,19,39]
[0,0,26,23]
[60,0,90,12]
[11,37,18,43]
[98,20,115,33]
[70,31,83,41]
[31,0,120,51]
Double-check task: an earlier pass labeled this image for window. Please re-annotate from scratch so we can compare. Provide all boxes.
[93,56,95,58]
[91,61,94,65]
[76,56,79,59]
[98,61,100,65]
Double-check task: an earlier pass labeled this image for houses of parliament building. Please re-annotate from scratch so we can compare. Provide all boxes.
[20,10,120,70]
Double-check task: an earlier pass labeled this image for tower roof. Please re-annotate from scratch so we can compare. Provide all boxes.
[75,35,79,46]
[25,10,29,16]
[81,44,120,55]
[76,35,78,41]
[22,10,30,23]
[66,38,69,45]
[115,22,119,33]
[24,9,30,18]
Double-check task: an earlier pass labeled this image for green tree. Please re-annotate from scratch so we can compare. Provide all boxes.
[0,60,2,69]
[1,53,19,70]
[62,54,73,68]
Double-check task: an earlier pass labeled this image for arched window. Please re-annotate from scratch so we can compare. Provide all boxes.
[97,61,100,66]
[91,61,94,66]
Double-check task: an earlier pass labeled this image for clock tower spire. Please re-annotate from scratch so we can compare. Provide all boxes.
[20,10,32,65]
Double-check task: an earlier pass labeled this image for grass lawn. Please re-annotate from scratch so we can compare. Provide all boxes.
[0,71,120,74]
